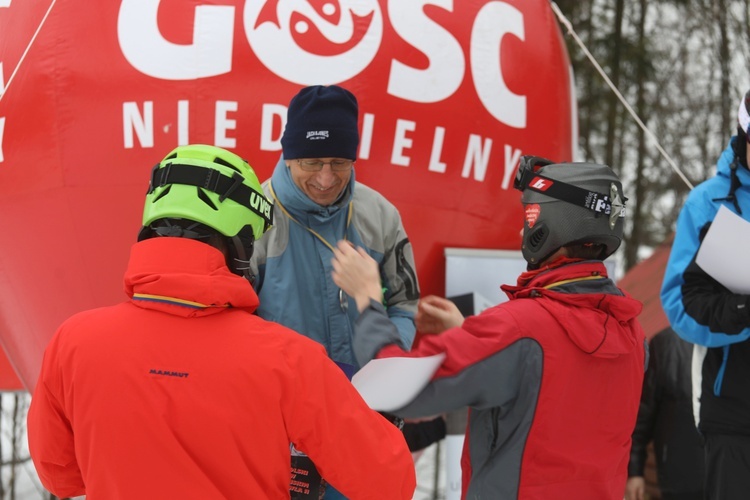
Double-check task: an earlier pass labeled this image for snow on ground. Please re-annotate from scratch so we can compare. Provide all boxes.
[413,441,447,500]
[8,384,449,500]
[14,442,449,499]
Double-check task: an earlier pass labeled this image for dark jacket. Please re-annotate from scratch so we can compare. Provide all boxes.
[628,328,705,495]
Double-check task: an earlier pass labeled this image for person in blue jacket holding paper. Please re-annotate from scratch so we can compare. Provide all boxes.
[661,88,750,499]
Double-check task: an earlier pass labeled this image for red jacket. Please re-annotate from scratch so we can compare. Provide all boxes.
[355,259,646,499]
[28,237,415,499]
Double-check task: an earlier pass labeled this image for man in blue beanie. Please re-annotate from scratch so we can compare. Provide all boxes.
[248,85,420,499]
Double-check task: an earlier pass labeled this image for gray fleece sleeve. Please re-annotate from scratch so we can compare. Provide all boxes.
[353,300,408,367]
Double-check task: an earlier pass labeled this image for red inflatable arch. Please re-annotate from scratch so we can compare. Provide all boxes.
[0,0,574,391]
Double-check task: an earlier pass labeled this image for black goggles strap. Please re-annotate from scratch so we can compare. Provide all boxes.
[525,174,614,215]
[148,162,273,229]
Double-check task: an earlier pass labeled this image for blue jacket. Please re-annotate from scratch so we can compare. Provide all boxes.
[661,138,750,435]
[249,157,419,371]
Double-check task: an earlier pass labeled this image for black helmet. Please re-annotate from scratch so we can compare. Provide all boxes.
[514,156,626,266]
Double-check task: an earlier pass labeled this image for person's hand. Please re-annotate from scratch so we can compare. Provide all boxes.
[331,240,383,312]
[416,295,464,334]
[624,476,645,500]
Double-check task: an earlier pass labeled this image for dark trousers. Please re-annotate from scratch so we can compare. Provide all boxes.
[662,493,702,500]
[704,433,750,500]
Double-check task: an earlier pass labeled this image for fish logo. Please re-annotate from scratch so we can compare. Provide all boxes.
[245,0,383,85]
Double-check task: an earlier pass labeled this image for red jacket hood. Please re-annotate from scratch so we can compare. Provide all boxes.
[123,238,259,317]
[502,260,644,358]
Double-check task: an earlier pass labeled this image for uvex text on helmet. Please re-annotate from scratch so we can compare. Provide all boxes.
[516,160,626,266]
[140,144,274,278]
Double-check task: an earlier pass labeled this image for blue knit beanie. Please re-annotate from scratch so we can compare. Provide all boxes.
[281,85,360,161]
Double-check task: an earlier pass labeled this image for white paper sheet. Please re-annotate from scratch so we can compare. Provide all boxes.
[695,205,750,294]
[351,353,446,412]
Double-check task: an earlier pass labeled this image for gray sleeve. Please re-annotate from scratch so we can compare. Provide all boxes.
[393,338,543,420]
[352,300,408,367]
[352,184,419,347]
[380,216,419,347]
[353,301,544,421]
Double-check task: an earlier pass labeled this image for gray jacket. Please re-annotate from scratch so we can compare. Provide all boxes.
[249,157,419,371]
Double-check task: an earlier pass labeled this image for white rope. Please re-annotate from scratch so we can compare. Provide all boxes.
[550,1,694,190]
[0,0,58,105]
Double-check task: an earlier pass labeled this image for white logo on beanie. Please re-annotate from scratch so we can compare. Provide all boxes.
[306,130,329,140]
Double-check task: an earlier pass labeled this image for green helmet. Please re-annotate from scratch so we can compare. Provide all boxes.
[139,144,273,278]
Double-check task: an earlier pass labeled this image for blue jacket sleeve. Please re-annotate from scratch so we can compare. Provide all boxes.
[661,197,750,347]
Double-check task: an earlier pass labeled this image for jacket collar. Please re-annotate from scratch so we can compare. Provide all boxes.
[124,238,259,317]
[269,155,355,218]
[507,257,594,290]
[502,259,643,357]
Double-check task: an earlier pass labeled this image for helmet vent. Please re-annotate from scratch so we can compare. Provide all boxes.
[197,188,219,211]
[152,185,171,202]
[213,156,241,174]
[528,226,548,249]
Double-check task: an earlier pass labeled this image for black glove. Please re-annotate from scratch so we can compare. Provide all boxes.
[379,411,405,430]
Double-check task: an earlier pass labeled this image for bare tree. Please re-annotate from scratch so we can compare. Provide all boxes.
[604,0,626,170]
[556,0,749,270]
[624,0,650,271]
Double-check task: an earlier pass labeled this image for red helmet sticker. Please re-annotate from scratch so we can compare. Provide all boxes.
[525,204,541,228]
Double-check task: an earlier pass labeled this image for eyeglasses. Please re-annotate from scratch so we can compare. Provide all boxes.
[296,159,354,172]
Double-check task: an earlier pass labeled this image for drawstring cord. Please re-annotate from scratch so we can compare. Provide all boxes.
[712,155,743,215]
